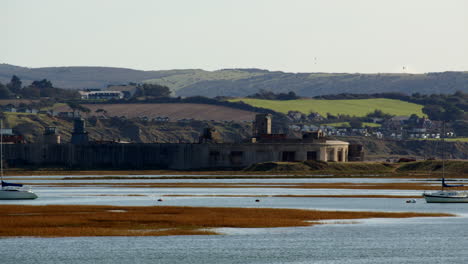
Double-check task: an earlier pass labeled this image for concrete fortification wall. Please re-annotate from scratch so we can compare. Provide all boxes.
[1,114,351,170]
[3,141,349,170]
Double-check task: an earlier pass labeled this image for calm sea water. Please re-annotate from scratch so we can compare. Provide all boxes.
[1,176,468,263]
[2,217,467,264]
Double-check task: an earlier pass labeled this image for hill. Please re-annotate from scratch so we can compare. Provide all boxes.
[2,112,251,143]
[228,98,425,117]
[173,71,468,97]
[1,64,468,97]
[0,64,190,90]
[53,103,258,122]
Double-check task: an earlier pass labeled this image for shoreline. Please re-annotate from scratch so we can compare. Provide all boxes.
[4,169,467,179]
[4,159,467,178]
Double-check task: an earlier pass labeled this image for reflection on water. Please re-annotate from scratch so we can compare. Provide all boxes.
[1,176,468,263]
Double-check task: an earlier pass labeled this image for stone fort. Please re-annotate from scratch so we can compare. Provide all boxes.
[3,114,357,170]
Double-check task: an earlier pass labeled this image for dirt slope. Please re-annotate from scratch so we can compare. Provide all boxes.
[54,103,257,122]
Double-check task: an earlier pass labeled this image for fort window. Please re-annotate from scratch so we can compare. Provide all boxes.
[307,151,317,161]
[229,151,244,165]
[282,151,296,162]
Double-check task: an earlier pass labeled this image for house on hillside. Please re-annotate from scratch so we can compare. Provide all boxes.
[79,90,124,100]
[153,116,169,122]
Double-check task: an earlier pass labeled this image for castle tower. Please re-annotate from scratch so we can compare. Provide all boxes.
[253,114,272,137]
[70,118,89,144]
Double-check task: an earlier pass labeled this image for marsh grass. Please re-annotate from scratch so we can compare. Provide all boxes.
[0,205,452,238]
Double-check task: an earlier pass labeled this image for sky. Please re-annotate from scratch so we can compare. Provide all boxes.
[1,0,468,73]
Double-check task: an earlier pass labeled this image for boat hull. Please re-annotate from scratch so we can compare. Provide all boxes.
[423,194,468,203]
[0,190,38,200]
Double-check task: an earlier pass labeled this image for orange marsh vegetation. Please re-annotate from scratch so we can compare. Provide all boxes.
[0,205,452,238]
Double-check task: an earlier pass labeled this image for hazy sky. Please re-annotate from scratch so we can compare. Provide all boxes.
[2,0,467,73]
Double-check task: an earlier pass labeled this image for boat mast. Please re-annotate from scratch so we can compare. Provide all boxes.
[442,121,445,190]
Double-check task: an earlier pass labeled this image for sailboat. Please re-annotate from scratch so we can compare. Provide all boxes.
[422,124,468,203]
[423,178,468,203]
[0,120,38,200]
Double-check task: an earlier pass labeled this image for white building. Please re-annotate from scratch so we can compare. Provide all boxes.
[79,91,124,100]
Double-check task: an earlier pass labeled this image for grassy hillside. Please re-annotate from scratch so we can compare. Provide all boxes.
[143,69,265,92]
[2,64,468,97]
[175,71,468,97]
[229,98,425,117]
[3,113,74,142]
[0,64,180,89]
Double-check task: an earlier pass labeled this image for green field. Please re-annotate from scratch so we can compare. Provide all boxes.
[229,98,425,117]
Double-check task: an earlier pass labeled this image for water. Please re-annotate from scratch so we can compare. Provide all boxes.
[2,217,467,263]
[1,176,468,263]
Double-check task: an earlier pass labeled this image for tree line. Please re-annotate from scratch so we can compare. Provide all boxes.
[0,75,80,100]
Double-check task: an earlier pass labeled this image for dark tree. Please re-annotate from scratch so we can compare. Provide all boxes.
[366,109,393,119]
[452,120,468,136]
[349,120,363,128]
[31,79,53,89]
[7,75,22,94]
[422,105,445,121]
[443,105,464,121]
[326,113,337,120]
[20,86,40,99]
[136,83,171,98]
[0,82,12,99]
[248,90,298,100]
[21,79,54,98]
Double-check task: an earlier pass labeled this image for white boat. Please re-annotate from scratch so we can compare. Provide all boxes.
[423,190,468,203]
[0,120,38,200]
[0,181,38,200]
[423,177,468,203]
[422,123,467,203]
